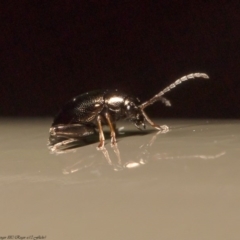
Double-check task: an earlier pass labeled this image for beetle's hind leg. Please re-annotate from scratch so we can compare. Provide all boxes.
[141,110,169,133]
[49,124,95,138]
[48,124,96,151]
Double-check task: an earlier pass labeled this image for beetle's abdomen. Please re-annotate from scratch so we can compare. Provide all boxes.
[52,90,106,125]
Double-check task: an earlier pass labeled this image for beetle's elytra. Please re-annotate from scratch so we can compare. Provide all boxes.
[49,73,209,150]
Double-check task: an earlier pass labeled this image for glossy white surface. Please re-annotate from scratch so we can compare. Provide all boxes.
[0,119,240,239]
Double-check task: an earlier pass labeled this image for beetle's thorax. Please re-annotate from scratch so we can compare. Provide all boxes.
[103,90,127,121]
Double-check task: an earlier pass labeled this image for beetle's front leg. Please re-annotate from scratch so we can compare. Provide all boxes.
[105,112,117,147]
[97,115,105,150]
[141,110,169,133]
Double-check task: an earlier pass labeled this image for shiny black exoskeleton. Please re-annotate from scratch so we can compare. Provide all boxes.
[52,90,144,129]
[49,73,209,150]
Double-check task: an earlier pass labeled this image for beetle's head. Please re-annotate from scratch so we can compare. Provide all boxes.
[124,97,146,130]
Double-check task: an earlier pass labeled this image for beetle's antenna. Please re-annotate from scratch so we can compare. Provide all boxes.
[140,73,209,110]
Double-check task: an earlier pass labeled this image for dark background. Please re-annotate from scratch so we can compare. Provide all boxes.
[1,1,240,118]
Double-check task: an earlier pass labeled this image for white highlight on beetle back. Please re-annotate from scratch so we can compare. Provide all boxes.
[108,96,124,105]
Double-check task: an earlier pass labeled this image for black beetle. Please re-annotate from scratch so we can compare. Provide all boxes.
[49,72,209,150]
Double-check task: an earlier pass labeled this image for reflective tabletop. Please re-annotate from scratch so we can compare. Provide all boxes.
[0,118,239,240]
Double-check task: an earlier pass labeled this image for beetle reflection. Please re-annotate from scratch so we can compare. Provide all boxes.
[49,129,161,173]
[48,129,225,174]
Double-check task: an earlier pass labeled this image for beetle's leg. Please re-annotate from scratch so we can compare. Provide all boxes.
[49,124,96,151]
[49,124,95,138]
[105,112,117,146]
[97,115,105,150]
[141,110,169,133]
[112,122,117,133]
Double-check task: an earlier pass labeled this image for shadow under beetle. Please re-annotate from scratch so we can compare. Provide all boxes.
[49,73,209,150]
